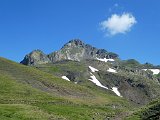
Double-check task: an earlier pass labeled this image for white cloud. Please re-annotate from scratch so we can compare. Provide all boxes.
[100,13,137,36]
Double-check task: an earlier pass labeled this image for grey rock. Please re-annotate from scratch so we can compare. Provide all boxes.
[21,39,119,65]
[48,39,119,62]
[20,50,51,65]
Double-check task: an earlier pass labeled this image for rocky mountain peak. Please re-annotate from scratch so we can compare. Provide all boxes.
[21,39,119,65]
[62,39,85,49]
[68,39,85,46]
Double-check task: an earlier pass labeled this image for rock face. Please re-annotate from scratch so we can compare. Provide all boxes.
[20,50,51,65]
[48,39,118,62]
[21,39,118,65]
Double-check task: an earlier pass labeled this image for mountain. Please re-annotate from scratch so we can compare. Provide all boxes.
[1,39,160,119]
[20,39,118,65]
[20,39,160,105]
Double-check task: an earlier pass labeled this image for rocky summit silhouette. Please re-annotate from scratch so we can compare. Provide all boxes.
[20,39,118,65]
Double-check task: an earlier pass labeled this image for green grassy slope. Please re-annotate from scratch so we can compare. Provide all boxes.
[0,57,131,120]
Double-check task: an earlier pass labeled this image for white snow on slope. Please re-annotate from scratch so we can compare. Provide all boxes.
[88,72,122,97]
[89,66,99,72]
[96,57,115,62]
[112,87,122,97]
[88,66,122,97]
[61,76,70,81]
[143,69,160,75]
[107,68,117,73]
[89,73,108,89]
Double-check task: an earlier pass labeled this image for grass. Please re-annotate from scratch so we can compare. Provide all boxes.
[36,60,87,75]
[38,104,113,120]
[0,104,61,120]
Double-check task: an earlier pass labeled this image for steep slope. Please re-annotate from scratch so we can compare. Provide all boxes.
[0,57,132,120]
[48,39,118,62]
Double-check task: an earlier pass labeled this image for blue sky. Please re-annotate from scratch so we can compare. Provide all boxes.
[0,0,160,65]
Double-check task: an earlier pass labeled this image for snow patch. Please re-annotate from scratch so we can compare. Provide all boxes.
[96,57,115,62]
[112,87,122,97]
[107,68,117,73]
[89,73,108,89]
[142,69,160,75]
[89,66,99,72]
[61,76,70,81]
[88,66,122,97]
[88,73,122,97]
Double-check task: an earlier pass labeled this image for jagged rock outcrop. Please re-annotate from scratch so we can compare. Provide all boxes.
[20,50,51,65]
[20,39,118,65]
[48,39,118,62]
